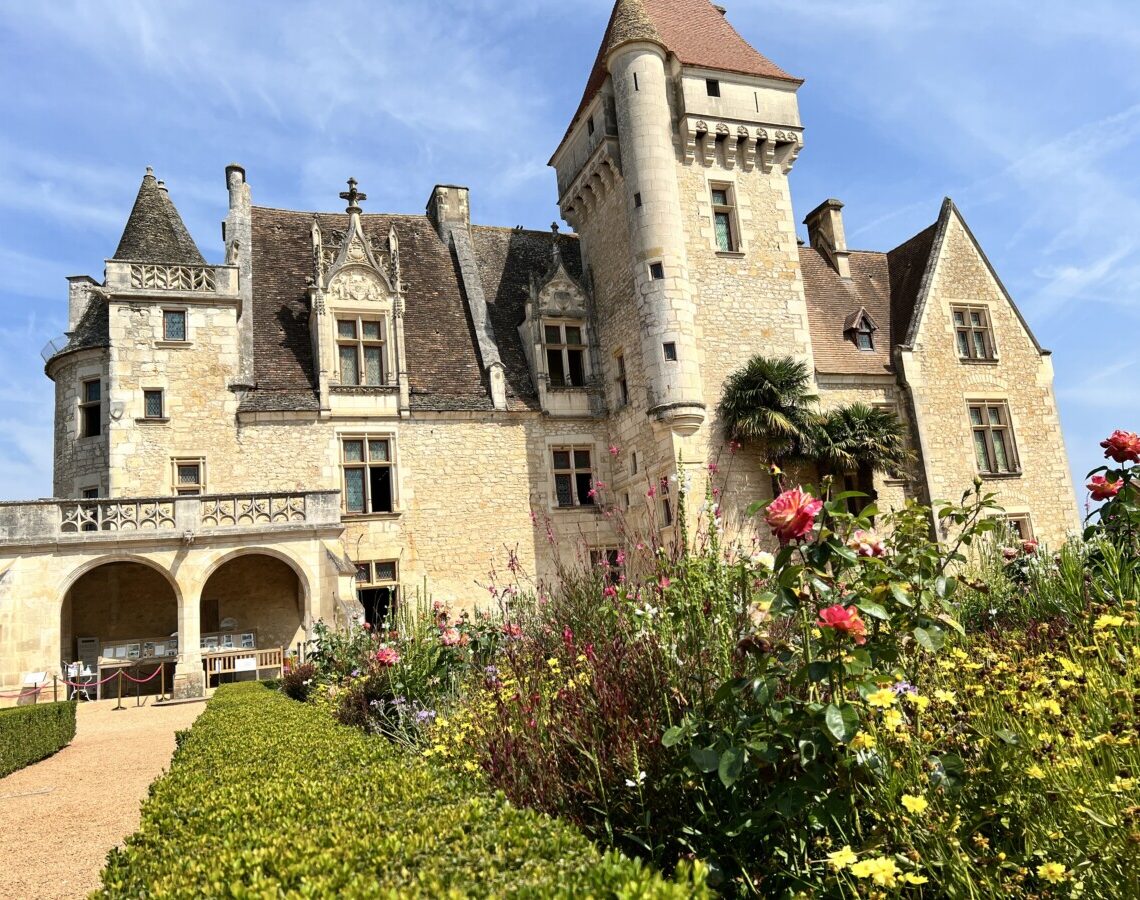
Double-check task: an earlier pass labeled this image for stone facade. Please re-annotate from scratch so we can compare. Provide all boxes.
[0,0,1079,698]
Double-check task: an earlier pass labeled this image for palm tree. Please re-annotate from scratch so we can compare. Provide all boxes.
[717,355,820,461]
[812,403,912,490]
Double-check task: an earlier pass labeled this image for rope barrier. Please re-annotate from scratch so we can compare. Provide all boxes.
[121,665,165,684]
[0,685,42,699]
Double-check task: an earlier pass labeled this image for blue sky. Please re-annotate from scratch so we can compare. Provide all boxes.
[0,0,1135,506]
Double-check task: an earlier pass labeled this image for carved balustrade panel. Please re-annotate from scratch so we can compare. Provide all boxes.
[59,500,177,533]
[129,264,217,292]
[200,494,308,528]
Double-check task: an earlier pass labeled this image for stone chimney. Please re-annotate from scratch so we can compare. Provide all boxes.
[804,199,851,279]
[426,184,471,241]
[67,276,100,331]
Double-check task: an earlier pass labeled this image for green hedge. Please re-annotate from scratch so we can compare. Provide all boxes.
[98,683,706,898]
[0,700,77,777]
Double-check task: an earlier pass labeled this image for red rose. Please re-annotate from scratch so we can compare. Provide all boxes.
[1101,430,1140,464]
[765,487,823,543]
[1088,474,1123,501]
[374,647,400,667]
[816,604,867,645]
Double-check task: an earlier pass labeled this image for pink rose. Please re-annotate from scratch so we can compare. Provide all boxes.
[1088,474,1123,501]
[440,627,461,647]
[1021,539,1039,555]
[1101,430,1140,464]
[374,647,400,667]
[816,604,867,645]
[765,487,823,543]
[1002,547,1019,561]
[848,529,886,558]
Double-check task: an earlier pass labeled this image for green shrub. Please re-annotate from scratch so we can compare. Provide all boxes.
[98,683,706,899]
[0,700,76,777]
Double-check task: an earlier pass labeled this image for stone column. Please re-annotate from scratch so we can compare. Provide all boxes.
[172,591,204,699]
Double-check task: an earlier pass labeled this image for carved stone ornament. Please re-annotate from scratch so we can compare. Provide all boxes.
[327,268,387,305]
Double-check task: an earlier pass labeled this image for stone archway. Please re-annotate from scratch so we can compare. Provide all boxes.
[60,560,180,693]
[198,552,307,656]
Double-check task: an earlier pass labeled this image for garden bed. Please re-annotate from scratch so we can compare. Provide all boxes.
[97,683,704,898]
[0,700,76,778]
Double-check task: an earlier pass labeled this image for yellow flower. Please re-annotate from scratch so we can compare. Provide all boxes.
[933,689,957,705]
[1037,861,1067,883]
[1094,614,1125,630]
[882,708,906,731]
[1110,776,1137,794]
[1026,764,1046,779]
[850,732,876,751]
[903,693,930,711]
[901,873,929,885]
[867,688,897,708]
[901,794,929,815]
[850,856,900,887]
[826,845,858,870]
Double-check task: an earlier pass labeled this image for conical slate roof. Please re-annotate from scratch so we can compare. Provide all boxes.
[112,168,206,265]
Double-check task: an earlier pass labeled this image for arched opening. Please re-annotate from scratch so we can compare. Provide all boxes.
[199,553,306,662]
[60,560,179,697]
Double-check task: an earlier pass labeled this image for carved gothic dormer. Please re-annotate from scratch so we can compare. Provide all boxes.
[519,225,602,418]
[308,179,409,415]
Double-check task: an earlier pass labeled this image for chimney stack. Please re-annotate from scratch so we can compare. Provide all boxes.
[426,184,471,241]
[804,199,851,279]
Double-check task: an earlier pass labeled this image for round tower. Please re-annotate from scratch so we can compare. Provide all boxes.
[608,41,706,435]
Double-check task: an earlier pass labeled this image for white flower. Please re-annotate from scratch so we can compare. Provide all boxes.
[625,770,647,788]
[752,551,775,570]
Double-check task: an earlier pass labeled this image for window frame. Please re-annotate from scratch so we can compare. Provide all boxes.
[336,316,388,387]
[551,445,595,509]
[854,326,874,351]
[543,320,588,389]
[340,435,397,516]
[658,475,674,527]
[142,388,166,421]
[967,401,1021,476]
[161,308,188,343]
[709,182,741,253]
[79,378,102,439]
[171,458,206,496]
[649,261,665,280]
[706,78,721,97]
[615,352,629,407]
[952,304,997,361]
[663,342,678,362]
[1000,514,1034,541]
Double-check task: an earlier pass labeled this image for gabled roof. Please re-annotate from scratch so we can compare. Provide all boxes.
[240,208,581,414]
[113,169,206,265]
[560,0,801,155]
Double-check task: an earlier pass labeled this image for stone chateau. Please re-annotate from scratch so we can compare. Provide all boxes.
[0,0,1078,699]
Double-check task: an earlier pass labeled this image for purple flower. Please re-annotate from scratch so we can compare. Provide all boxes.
[415,709,437,724]
[892,681,918,696]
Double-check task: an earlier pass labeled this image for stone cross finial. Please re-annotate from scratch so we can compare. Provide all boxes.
[340,178,367,213]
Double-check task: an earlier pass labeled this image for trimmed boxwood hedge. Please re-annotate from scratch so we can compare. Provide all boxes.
[0,700,76,777]
[98,683,706,898]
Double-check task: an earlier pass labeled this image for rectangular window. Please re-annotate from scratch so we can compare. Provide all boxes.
[81,486,100,499]
[589,547,622,585]
[1001,515,1034,541]
[337,318,387,386]
[649,262,665,280]
[634,192,643,208]
[172,459,205,496]
[663,342,678,362]
[587,116,595,136]
[355,560,398,627]
[79,379,101,438]
[855,328,874,351]
[706,78,721,97]
[552,446,594,508]
[143,389,165,419]
[710,184,739,252]
[968,402,1019,475]
[952,305,996,360]
[162,309,187,342]
[545,322,587,388]
[630,450,639,476]
[615,353,629,406]
[342,437,394,515]
[659,476,673,526]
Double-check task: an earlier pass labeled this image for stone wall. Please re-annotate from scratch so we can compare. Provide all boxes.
[900,212,1079,546]
[201,554,305,652]
[50,348,109,498]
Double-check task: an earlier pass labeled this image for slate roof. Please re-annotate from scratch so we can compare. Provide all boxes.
[51,292,110,364]
[241,208,580,413]
[562,0,801,152]
[886,222,938,350]
[112,170,206,265]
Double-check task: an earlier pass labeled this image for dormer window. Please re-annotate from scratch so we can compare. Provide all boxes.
[337,318,387,385]
[544,322,587,388]
[844,308,878,352]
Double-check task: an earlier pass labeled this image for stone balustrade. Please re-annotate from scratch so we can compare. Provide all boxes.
[0,490,341,545]
[104,260,239,297]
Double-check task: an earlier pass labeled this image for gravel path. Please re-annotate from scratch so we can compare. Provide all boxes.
[0,698,204,900]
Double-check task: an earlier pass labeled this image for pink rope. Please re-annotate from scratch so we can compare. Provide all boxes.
[61,671,120,688]
[120,665,165,684]
[0,686,42,699]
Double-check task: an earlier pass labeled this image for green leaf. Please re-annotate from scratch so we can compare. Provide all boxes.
[913,626,945,653]
[994,729,1019,746]
[856,601,889,621]
[890,583,913,608]
[824,703,860,744]
[691,747,720,773]
[1076,805,1117,828]
[718,747,744,788]
[807,661,833,683]
[662,726,683,748]
[937,612,966,637]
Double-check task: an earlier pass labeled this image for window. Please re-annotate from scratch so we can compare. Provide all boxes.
[855,327,874,351]
[79,379,101,438]
[615,353,629,406]
[630,450,639,476]
[162,309,187,342]
[663,342,678,362]
[337,318,386,386]
[710,184,739,252]
[658,476,674,526]
[968,402,1020,475]
[356,560,398,628]
[634,192,642,208]
[587,116,595,136]
[589,547,622,585]
[706,78,721,97]
[545,322,587,388]
[342,437,394,515]
[172,459,204,496]
[81,486,100,499]
[1001,515,1034,541]
[552,447,594,508]
[952,306,995,360]
[633,72,639,92]
[143,389,165,419]
[649,262,665,280]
